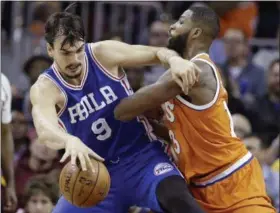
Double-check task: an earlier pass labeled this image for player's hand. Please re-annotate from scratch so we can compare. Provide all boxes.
[3,185,17,212]
[169,57,201,94]
[60,136,104,172]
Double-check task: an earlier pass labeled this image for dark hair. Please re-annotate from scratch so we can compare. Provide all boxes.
[23,175,60,205]
[23,55,53,74]
[45,11,85,48]
[189,6,220,39]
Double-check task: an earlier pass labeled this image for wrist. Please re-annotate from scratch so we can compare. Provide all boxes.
[168,55,181,65]
[157,48,178,64]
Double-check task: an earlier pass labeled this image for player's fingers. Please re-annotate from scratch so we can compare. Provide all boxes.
[173,75,184,90]
[88,149,104,162]
[187,68,194,87]
[85,154,95,173]
[190,67,197,86]
[193,63,202,81]
[71,150,77,166]
[181,72,189,94]
[78,152,87,171]
[60,149,70,163]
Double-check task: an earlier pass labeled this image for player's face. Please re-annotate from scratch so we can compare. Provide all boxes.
[47,36,85,79]
[167,10,194,56]
[26,192,54,213]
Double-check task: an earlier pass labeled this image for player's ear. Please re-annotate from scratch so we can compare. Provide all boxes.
[190,28,202,39]
[47,43,54,58]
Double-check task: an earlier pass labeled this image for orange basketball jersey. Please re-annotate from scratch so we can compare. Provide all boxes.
[163,53,248,183]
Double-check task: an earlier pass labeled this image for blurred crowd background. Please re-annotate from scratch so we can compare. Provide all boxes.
[1,1,279,213]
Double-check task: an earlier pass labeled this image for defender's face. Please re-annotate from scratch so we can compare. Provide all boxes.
[168,10,193,56]
[47,36,85,79]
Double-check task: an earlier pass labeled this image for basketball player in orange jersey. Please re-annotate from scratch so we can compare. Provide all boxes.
[114,5,276,213]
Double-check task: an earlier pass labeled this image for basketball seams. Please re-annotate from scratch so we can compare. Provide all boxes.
[79,161,100,207]
[72,169,82,205]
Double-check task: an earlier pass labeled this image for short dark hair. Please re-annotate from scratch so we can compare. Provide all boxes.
[189,6,220,39]
[45,12,85,48]
[23,55,53,74]
[23,175,60,205]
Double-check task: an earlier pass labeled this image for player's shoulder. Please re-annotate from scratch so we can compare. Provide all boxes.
[30,75,61,102]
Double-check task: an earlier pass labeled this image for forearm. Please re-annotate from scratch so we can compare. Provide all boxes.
[1,124,15,187]
[32,107,71,150]
[115,79,180,121]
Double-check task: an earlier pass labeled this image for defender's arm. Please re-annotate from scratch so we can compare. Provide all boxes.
[114,61,212,121]
[114,70,181,121]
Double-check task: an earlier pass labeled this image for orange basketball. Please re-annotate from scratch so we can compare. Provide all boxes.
[59,158,111,208]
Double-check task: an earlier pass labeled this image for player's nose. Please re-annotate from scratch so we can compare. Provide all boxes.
[169,25,176,36]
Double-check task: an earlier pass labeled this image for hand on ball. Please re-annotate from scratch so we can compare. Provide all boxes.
[60,136,104,172]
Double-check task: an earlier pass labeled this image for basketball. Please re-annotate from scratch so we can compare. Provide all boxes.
[59,158,111,208]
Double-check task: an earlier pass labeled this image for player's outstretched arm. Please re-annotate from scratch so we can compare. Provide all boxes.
[114,60,208,121]
[30,77,104,171]
[90,40,178,69]
[30,78,70,150]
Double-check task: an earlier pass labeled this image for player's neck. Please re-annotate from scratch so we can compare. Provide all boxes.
[185,45,209,60]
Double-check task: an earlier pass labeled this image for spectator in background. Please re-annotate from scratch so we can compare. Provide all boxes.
[252,59,280,134]
[243,135,279,212]
[219,65,248,116]
[23,2,60,55]
[258,134,279,170]
[221,28,266,105]
[208,2,258,38]
[2,2,60,93]
[16,175,59,213]
[204,2,258,64]
[232,114,252,139]
[253,27,279,71]
[11,111,30,164]
[143,19,171,85]
[22,55,53,124]
[1,73,18,212]
[15,137,61,208]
